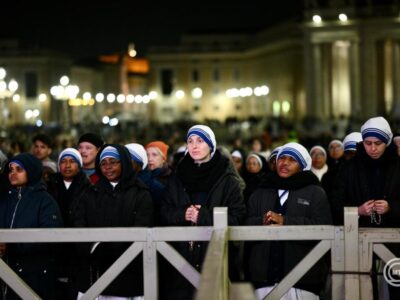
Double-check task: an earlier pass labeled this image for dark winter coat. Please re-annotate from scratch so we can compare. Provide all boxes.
[47,170,92,293]
[161,150,246,227]
[330,142,400,226]
[73,144,153,297]
[159,150,246,300]
[245,171,332,295]
[47,171,92,227]
[0,153,63,300]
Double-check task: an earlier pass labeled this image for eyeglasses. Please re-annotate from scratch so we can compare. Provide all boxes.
[100,159,121,168]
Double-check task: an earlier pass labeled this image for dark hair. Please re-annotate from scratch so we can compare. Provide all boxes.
[32,133,52,148]
[78,133,104,148]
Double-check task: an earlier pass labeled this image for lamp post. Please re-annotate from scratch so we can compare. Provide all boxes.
[0,67,18,128]
[50,75,79,129]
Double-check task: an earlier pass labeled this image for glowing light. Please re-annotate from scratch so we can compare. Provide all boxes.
[39,93,47,102]
[175,90,185,99]
[102,116,110,124]
[107,93,116,103]
[312,15,322,23]
[149,91,158,100]
[191,87,203,99]
[60,76,69,86]
[339,13,348,22]
[12,94,20,102]
[95,93,104,102]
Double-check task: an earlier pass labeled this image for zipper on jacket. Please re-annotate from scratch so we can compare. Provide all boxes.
[10,187,22,228]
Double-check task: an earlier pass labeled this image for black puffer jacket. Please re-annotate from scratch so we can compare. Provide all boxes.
[330,142,400,226]
[73,144,153,297]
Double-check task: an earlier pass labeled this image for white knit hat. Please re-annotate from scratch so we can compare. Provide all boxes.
[187,124,217,157]
[361,116,393,145]
[125,143,148,169]
[277,142,312,171]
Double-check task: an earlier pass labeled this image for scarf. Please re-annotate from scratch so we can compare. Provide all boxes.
[177,150,227,192]
[259,170,320,191]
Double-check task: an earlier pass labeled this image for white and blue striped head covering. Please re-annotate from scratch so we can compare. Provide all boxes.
[268,146,282,162]
[100,146,120,161]
[186,125,217,157]
[125,143,148,169]
[58,148,83,168]
[361,116,393,145]
[343,132,362,151]
[277,142,312,171]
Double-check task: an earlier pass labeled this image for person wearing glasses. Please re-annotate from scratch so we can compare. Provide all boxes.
[73,145,153,300]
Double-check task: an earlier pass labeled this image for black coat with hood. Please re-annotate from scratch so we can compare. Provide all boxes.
[73,144,153,297]
[0,153,63,300]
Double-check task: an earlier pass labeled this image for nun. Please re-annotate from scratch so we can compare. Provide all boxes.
[160,124,246,300]
[245,142,332,300]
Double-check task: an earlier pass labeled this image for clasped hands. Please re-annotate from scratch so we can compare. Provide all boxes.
[263,210,284,225]
[185,205,201,224]
[358,199,389,216]
[0,243,6,257]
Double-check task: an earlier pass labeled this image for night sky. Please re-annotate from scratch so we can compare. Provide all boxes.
[1,1,303,59]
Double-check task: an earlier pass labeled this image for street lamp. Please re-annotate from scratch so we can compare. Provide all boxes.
[0,67,18,128]
[50,75,79,129]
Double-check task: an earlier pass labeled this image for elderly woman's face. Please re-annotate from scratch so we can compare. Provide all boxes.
[311,149,327,169]
[363,137,386,159]
[276,155,301,178]
[329,142,344,160]
[187,135,211,163]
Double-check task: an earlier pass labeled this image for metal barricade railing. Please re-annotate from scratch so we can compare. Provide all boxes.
[1,207,400,300]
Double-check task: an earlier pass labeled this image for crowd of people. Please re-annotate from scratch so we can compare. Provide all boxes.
[0,116,399,300]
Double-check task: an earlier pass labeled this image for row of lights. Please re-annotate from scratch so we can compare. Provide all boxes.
[50,75,156,106]
[172,85,270,100]
[226,85,270,98]
[312,13,348,24]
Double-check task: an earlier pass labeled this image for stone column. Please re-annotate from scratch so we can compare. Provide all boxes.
[392,40,400,118]
[349,40,362,119]
[359,36,378,118]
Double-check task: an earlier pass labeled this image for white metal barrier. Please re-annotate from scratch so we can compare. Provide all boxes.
[0,207,399,300]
